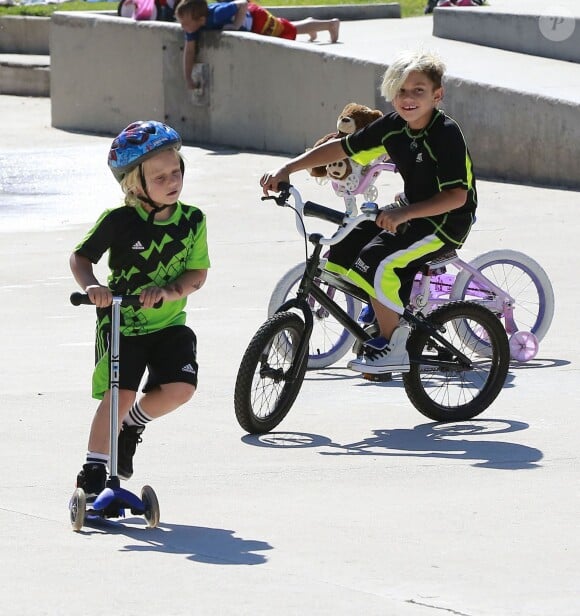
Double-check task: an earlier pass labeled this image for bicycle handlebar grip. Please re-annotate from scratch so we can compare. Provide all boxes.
[303,201,346,226]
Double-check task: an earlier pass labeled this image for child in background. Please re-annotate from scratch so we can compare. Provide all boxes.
[176,0,339,90]
[71,120,210,495]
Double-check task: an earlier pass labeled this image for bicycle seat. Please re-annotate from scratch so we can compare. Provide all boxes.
[421,250,458,274]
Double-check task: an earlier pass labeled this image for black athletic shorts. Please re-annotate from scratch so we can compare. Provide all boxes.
[92,324,198,398]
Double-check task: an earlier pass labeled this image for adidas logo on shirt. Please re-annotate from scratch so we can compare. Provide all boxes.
[132,241,145,250]
[415,152,423,163]
[182,364,196,374]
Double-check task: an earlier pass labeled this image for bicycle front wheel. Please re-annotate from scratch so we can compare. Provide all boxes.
[269,262,362,369]
[234,312,308,434]
[403,302,510,422]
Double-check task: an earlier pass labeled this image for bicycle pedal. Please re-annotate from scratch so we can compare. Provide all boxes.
[363,372,392,382]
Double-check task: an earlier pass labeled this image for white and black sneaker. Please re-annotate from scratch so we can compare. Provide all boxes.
[348,326,411,374]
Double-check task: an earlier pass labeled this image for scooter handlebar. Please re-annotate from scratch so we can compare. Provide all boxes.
[70,292,163,309]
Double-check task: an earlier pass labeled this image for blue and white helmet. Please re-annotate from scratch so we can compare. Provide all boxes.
[108,120,182,183]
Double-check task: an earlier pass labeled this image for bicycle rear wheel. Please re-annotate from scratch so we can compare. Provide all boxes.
[234,312,308,434]
[403,302,510,422]
[450,249,554,343]
[269,262,362,369]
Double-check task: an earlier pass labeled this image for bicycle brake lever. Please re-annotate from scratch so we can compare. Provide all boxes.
[261,182,292,206]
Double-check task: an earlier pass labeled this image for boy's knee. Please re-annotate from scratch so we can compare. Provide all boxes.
[162,382,196,406]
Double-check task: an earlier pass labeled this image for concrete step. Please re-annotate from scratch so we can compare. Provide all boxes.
[0,15,50,54]
[433,0,580,63]
[0,54,50,96]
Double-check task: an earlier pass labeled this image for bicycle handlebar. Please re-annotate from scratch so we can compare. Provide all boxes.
[302,201,345,226]
[262,182,383,246]
[70,292,163,309]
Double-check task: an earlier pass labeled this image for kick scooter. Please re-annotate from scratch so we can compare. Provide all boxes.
[68,292,160,531]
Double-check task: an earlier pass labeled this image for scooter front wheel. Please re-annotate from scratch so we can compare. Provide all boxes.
[70,488,87,532]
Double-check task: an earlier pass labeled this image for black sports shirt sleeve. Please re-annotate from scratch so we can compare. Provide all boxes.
[341,115,393,165]
[74,209,116,264]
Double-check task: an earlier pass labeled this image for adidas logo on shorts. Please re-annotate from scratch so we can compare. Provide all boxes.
[132,241,145,250]
[182,364,196,374]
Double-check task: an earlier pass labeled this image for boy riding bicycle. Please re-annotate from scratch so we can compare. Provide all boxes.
[261,49,477,375]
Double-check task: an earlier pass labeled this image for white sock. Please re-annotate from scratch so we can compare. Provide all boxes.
[124,400,154,427]
[85,451,109,466]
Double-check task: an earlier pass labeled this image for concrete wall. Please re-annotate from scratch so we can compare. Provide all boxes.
[433,8,580,64]
[442,80,580,188]
[0,15,50,54]
[51,15,170,133]
[50,12,386,154]
[50,11,580,189]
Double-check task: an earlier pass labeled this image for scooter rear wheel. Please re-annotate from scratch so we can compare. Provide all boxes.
[141,485,160,528]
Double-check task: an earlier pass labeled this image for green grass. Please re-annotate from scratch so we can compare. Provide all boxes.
[0,0,426,18]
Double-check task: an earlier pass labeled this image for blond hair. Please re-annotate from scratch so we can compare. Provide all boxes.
[381,50,446,102]
[120,166,144,208]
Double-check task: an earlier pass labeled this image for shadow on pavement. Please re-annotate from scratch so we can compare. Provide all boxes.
[77,521,273,565]
[242,419,543,470]
[306,356,570,384]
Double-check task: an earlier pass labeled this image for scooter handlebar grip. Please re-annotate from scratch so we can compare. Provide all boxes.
[70,292,93,306]
[120,296,163,309]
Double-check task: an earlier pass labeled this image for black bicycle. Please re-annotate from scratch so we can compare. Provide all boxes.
[234,184,510,434]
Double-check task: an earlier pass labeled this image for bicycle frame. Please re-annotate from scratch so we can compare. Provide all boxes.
[235,183,512,434]
[275,236,474,372]
[411,255,517,333]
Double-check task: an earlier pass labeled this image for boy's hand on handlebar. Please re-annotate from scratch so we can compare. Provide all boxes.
[260,167,290,196]
[139,286,165,309]
[376,205,409,234]
[85,285,113,308]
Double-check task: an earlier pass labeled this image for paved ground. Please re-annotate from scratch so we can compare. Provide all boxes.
[0,94,578,615]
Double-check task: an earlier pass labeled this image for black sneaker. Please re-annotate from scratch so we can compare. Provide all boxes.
[76,463,107,497]
[117,424,145,480]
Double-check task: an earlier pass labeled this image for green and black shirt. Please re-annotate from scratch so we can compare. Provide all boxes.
[342,109,477,247]
[74,201,210,336]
